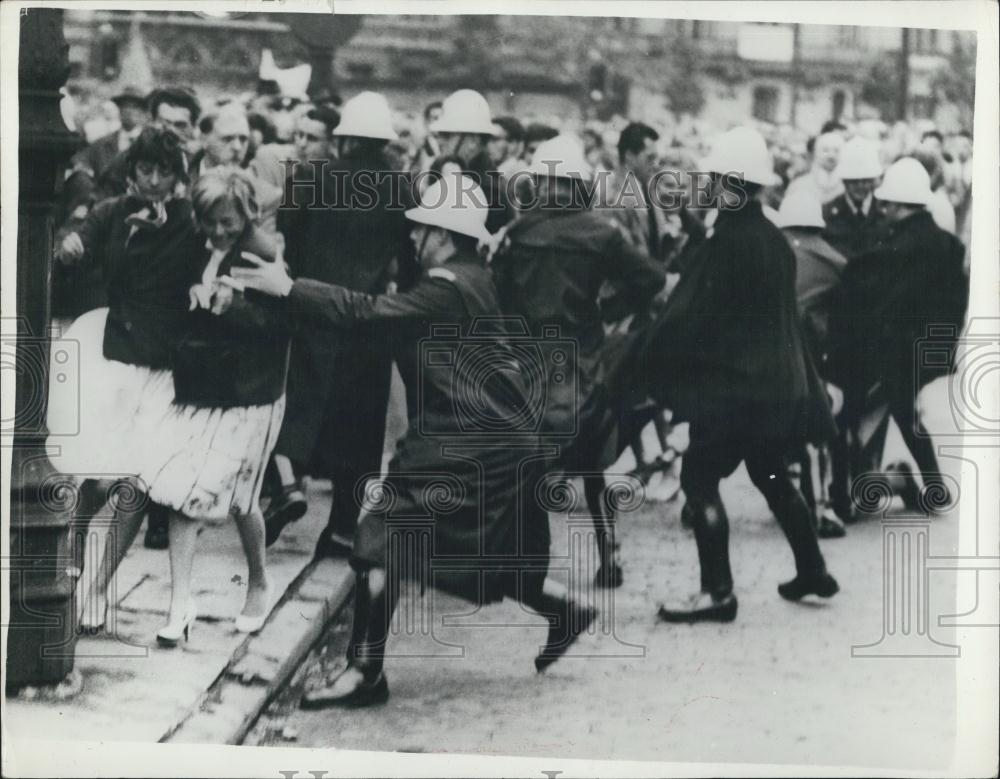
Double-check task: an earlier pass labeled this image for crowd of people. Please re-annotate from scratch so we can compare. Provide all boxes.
[48,78,971,708]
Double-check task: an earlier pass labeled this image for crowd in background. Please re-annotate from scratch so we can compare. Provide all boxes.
[61,85,975,230]
[47,72,972,706]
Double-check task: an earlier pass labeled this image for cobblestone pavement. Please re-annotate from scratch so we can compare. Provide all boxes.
[247,444,964,769]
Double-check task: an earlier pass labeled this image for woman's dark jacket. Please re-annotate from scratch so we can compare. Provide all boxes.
[172,226,291,408]
[72,195,205,368]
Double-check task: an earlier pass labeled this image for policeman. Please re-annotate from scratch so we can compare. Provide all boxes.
[822,136,890,260]
[646,127,840,623]
[265,91,415,554]
[776,194,849,539]
[430,89,513,232]
[816,136,892,519]
[234,175,596,707]
[492,135,666,588]
[830,158,968,509]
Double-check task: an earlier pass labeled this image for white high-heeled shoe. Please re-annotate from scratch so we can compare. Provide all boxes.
[156,600,197,647]
[235,581,273,634]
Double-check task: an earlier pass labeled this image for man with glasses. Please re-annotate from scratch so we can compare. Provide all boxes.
[95,86,202,202]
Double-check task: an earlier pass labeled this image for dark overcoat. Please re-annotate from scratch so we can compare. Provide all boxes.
[275,153,414,474]
[642,200,834,446]
[828,209,968,401]
[284,255,550,604]
[492,207,665,468]
[71,131,121,180]
[784,227,848,378]
[822,194,891,260]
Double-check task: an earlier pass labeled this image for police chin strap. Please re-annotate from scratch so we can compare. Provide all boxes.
[415,227,432,268]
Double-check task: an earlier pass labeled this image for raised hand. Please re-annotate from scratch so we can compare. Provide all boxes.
[229,251,294,297]
[57,232,85,264]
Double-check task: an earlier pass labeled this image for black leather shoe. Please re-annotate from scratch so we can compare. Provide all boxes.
[300,669,389,709]
[817,510,847,539]
[832,502,858,524]
[778,572,840,601]
[657,591,737,624]
[143,515,169,550]
[313,531,354,560]
[534,600,598,672]
[264,487,308,547]
[680,502,695,529]
[594,563,624,589]
[886,461,920,511]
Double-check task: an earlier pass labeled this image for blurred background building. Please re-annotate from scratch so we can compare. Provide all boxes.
[63,11,976,135]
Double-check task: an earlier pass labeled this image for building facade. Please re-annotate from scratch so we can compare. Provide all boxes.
[63,11,974,134]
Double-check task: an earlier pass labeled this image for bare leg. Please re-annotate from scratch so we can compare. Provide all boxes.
[652,409,672,453]
[166,512,200,624]
[234,507,269,618]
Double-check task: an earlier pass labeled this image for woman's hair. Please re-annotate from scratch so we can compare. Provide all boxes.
[126,125,188,182]
[190,168,260,225]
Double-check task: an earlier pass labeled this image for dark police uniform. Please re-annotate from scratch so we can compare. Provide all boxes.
[822,194,890,261]
[276,152,415,542]
[643,200,833,598]
[828,209,967,494]
[284,254,550,604]
[493,207,666,471]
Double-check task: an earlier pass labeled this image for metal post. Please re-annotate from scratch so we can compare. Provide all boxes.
[898,27,911,121]
[6,7,83,692]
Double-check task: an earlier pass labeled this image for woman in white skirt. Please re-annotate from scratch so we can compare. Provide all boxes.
[49,141,289,643]
[158,168,290,644]
[49,125,204,633]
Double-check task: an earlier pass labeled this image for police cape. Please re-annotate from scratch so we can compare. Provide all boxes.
[640,200,835,447]
[281,253,551,605]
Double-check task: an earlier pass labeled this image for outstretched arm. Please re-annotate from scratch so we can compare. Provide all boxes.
[229,253,463,329]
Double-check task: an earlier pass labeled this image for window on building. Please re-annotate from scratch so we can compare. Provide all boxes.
[831,89,846,120]
[912,28,940,54]
[838,26,859,47]
[400,64,427,81]
[346,61,375,79]
[752,85,780,123]
[172,44,202,67]
[911,95,937,119]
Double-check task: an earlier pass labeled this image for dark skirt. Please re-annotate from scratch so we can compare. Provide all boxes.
[351,434,551,605]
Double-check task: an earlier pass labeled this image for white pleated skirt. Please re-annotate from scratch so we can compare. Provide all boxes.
[46,308,285,523]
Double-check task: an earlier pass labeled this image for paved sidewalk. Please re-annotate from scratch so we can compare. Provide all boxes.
[4,481,352,744]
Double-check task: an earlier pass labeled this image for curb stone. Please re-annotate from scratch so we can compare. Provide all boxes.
[163,557,355,745]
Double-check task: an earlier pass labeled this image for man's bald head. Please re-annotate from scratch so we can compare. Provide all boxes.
[200,104,251,167]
